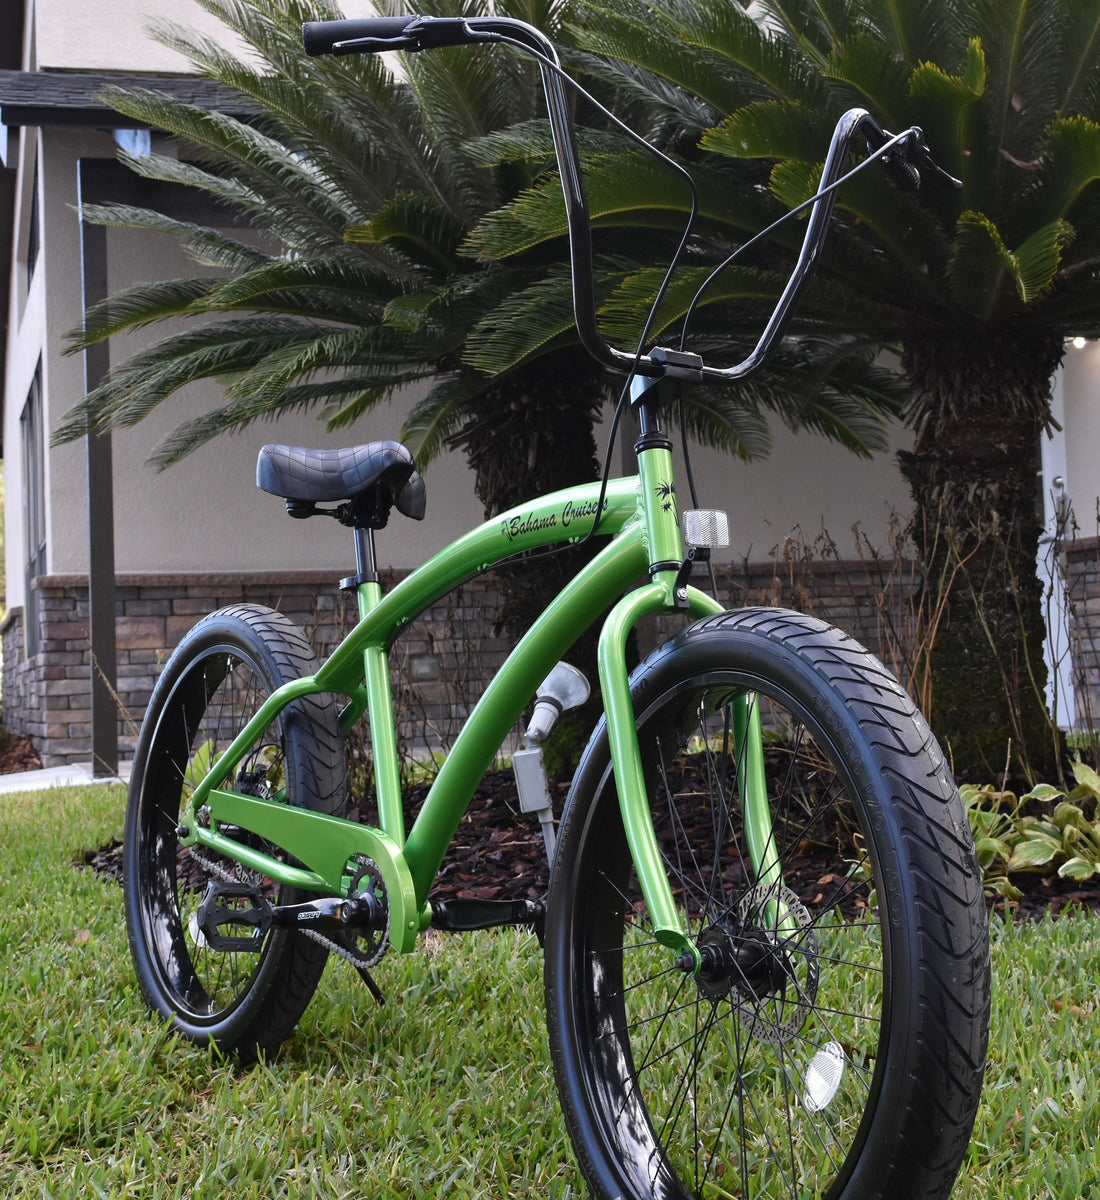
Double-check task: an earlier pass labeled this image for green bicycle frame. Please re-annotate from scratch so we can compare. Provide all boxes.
[179,446,772,961]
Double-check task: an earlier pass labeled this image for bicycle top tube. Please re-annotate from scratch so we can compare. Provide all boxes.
[303,14,956,386]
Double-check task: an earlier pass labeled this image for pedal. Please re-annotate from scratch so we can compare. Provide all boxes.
[431,897,545,934]
[196,882,273,952]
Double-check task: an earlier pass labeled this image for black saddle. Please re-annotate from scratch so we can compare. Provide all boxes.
[256,441,426,528]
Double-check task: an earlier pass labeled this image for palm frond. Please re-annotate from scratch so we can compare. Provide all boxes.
[823,33,912,127]
[147,377,391,469]
[564,50,719,135]
[467,153,769,260]
[53,318,331,442]
[944,211,1028,318]
[65,278,220,348]
[598,261,916,349]
[77,202,269,272]
[399,375,475,466]
[205,255,408,312]
[345,192,467,273]
[103,146,268,218]
[573,1,749,117]
[680,383,773,461]
[774,161,954,304]
[464,269,580,373]
[971,0,1069,166]
[1011,117,1100,244]
[701,101,832,164]
[1056,0,1100,114]
[863,0,957,64]
[660,0,827,109]
[464,119,625,167]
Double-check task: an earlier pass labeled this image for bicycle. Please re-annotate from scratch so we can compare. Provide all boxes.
[123,13,991,1200]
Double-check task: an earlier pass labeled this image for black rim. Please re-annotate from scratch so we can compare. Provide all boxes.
[564,675,893,1200]
[134,644,289,1025]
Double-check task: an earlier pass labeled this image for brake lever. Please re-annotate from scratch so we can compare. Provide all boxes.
[863,119,962,192]
[906,128,963,190]
[332,35,417,53]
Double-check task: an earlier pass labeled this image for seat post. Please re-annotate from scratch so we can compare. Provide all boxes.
[354,526,378,584]
[345,523,405,844]
[340,526,380,593]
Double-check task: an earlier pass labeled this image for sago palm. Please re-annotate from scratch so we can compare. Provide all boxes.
[56,0,627,685]
[490,0,1100,778]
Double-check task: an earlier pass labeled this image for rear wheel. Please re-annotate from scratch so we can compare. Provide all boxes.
[546,608,989,1200]
[124,604,347,1061]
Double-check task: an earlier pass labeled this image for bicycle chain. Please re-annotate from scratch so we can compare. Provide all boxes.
[189,847,242,885]
[186,848,389,970]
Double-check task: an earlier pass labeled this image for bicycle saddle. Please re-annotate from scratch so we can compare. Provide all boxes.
[256,441,426,526]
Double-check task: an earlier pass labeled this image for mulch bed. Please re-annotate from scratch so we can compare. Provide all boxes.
[0,722,1082,920]
[74,768,562,904]
[0,735,43,775]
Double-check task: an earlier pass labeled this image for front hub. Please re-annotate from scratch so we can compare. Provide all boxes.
[690,886,821,1045]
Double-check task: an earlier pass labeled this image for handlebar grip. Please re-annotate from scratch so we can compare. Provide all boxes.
[303,16,417,56]
[303,15,489,56]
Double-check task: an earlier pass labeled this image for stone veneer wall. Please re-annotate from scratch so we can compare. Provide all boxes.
[1064,536,1100,728]
[1,571,509,768]
[3,556,921,769]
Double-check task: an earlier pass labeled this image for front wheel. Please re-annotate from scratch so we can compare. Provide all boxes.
[546,608,990,1200]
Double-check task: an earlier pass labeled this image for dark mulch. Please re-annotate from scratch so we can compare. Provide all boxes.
[38,727,1100,920]
[74,768,562,906]
[374,771,564,904]
[0,734,43,775]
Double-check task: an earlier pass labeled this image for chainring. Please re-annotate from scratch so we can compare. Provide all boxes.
[341,855,389,968]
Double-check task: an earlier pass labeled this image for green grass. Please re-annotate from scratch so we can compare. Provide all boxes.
[0,784,1098,1199]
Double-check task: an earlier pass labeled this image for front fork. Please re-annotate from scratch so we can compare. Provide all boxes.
[597,582,780,970]
[607,388,782,967]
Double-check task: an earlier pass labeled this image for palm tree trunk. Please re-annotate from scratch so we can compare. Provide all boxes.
[899,321,1065,781]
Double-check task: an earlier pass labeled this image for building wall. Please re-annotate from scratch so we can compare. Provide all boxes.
[14,0,1100,766]
[2,552,921,767]
[33,0,244,73]
[1062,341,1100,528]
[1,568,510,766]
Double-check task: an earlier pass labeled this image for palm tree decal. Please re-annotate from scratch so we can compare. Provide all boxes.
[655,482,676,514]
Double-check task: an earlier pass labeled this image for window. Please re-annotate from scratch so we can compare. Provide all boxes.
[21,365,45,657]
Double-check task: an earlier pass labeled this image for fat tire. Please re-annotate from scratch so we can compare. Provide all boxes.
[545,607,990,1200]
[124,604,347,1061]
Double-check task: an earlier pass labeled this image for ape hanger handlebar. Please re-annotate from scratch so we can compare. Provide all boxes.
[303,14,957,384]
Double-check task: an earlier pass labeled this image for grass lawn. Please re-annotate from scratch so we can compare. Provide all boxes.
[0,783,1097,1199]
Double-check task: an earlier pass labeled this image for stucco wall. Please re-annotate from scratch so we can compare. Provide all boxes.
[1062,340,1100,532]
[25,123,918,588]
[30,128,483,580]
[33,0,244,74]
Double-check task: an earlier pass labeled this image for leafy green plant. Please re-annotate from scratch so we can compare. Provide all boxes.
[963,760,1100,898]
